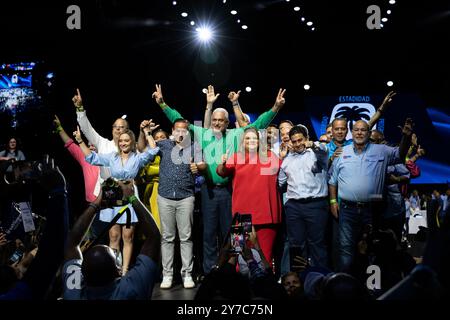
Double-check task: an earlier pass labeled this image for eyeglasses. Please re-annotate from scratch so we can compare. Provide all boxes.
[112,125,126,129]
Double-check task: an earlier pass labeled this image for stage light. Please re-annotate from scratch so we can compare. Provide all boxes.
[382,17,388,22]
[231,10,237,15]
[181,12,188,17]
[380,23,384,28]
[196,26,213,42]
[389,0,396,4]
[241,25,248,30]
[301,17,305,21]
[172,1,177,5]
[245,87,252,92]
[190,21,195,26]
[306,21,313,26]
[294,7,300,12]
[223,0,227,3]
[387,81,394,87]
[202,88,208,94]
[46,72,54,79]
[311,27,315,31]
[121,114,127,119]
[304,84,310,90]
[237,19,241,23]
[387,10,391,14]
[286,0,290,2]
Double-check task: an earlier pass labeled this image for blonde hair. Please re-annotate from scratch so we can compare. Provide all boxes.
[116,129,137,154]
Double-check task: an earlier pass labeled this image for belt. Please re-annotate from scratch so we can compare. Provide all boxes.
[293,196,327,203]
[207,183,229,188]
[341,199,370,208]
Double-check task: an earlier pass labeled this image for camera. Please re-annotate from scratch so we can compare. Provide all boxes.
[101,178,128,208]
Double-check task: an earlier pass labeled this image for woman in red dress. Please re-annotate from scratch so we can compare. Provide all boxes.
[217,127,282,264]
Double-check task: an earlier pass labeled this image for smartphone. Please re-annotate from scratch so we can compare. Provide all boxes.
[240,214,252,239]
[9,248,24,264]
[230,226,245,254]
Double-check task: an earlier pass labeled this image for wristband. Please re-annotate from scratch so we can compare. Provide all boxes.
[76,105,85,112]
[159,102,168,109]
[330,199,337,205]
[54,125,63,133]
[128,195,138,203]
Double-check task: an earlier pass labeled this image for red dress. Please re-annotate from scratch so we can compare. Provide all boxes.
[218,151,282,225]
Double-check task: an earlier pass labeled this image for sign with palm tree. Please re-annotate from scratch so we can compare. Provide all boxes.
[330,103,376,139]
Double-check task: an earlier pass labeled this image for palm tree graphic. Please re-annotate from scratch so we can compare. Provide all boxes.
[335,105,370,130]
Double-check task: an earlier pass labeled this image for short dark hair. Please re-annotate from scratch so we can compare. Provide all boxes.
[267,123,278,129]
[289,125,309,139]
[331,118,347,127]
[152,128,169,139]
[279,120,294,127]
[173,118,190,128]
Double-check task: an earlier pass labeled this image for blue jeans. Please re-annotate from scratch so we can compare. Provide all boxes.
[201,184,232,274]
[338,202,372,273]
[285,198,329,268]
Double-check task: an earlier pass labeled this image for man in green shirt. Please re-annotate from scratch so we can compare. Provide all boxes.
[151,84,286,275]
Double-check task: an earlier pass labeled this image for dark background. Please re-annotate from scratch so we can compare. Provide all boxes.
[0,0,449,212]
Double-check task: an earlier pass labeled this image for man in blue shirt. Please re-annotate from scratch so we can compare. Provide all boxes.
[328,119,412,272]
[279,125,329,268]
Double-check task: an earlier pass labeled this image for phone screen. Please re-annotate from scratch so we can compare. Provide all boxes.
[230,226,245,253]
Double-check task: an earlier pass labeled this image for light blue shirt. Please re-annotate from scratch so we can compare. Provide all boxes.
[409,195,421,210]
[85,147,159,180]
[326,139,352,159]
[279,142,329,200]
[441,195,448,212]
[328,142,400,202]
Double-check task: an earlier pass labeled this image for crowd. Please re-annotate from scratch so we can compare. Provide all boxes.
[0,86,449,300]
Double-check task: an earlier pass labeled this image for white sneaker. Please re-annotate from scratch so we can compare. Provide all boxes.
[160,276,173,289]
[183,276,195,289]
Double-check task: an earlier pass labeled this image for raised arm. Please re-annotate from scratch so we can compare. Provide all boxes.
[368,91,396,130]
[204,85,220,129]
[228,90,249,128]
[250,88,286,130]
[64,193,102,261]
[73,88,109,148]
[398,118,414,162]
[73,126,92,157]
[53,115,71,144]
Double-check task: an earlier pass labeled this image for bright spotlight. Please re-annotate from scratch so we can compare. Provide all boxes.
[245,87,252,92]
[197,27,213,42]
[387,81,394,87]
[237,19,241,23]
[181,12,188,17]
[306,21,313,26]
[294,7,300,12]
[301,17,305,21]
[202,88,208,94]
[311,27,315,31]
[241,25,248,30]
[190,21,195,26]
[304,84,310,90]
[172,1,177,5]
[121,114,127,119]
[387,10,391,14]
[46,72,54,79]
[382,17,388,22]
[389,0,396,4]
[231,10,237,15]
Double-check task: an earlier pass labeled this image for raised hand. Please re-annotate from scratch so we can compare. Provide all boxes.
[400,118,414,136]
[152,84,164,104]
[140,120,150,131]
[72,88,83,110]
[206,85,220,104]
[417,145,426,157]
[411,133,418,147]
[148,119,160,132]
[228,90,241,104]
[53,115,61,128]
[37,155,67,194]
[73,126,83,143]
[380,91,396,111]
[275,88,286,108]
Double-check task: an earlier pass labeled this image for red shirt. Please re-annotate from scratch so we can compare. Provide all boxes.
[217,151,282,225]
